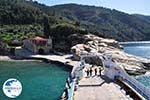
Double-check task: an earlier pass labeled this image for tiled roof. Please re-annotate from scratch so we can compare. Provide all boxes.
[32,36,47,41]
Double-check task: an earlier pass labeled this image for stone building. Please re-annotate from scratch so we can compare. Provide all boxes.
[23,36,52,54]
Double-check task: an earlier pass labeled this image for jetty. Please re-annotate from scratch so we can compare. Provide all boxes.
[66,53,150,100]
[20,52,150,100]
[75,76,131,100]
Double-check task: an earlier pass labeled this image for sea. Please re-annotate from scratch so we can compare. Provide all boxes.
[122,41,150,88]
[0,61,71,100]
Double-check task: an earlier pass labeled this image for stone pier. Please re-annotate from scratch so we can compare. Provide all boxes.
[75,67,132,100]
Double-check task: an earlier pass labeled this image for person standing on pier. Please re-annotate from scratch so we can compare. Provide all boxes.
[94,68,97,76]
[85,69,89,77]
[99,67,102,76]
[89,68,93,76]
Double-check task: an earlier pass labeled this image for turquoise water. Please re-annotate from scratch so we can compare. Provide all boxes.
[136,76,150,87]
[0,61,71,100]
[122,42,150,87]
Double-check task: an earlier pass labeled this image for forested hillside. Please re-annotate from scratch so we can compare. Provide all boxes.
[0,0,150,48]
[133,14,150,23]
[51,4,150,41]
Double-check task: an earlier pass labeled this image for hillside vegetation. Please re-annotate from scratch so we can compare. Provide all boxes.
[0,0,150,48]
[133,14,150,23]
[51,4,150,41]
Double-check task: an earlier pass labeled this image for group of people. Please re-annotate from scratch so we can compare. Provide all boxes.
[85,66,102,77]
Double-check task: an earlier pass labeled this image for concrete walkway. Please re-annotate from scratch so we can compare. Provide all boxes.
[29,54,77,66]
[75,75,132,100]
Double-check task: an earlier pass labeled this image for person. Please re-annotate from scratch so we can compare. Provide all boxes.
[85,69,89,77]
[94,68,97,76]
[99,67,102,76]
[89,68,93,76]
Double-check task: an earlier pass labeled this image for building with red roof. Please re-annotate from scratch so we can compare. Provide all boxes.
[23,36,52,54]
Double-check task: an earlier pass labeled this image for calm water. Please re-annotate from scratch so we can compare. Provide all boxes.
[123,42,150,58]
[122,42,150,87]
[0,61,71,100]
[136,76,150,87]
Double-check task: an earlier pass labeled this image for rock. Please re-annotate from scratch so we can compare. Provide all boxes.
[71,44,89,60]
[103,49,148,75]
[142,62,150,69]
[98,43,108,47]
[71,34,150,75]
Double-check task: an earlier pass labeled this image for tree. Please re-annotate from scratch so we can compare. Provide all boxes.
[43,16,50,37]
[74,21,80,26]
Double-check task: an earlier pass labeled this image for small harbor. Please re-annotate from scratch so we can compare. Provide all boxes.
[8,37,150,100]
[0,61,71,100]
[27,53,150,100]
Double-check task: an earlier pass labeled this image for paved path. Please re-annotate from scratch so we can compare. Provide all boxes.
[75,76,132,100]
[30,54,78,66]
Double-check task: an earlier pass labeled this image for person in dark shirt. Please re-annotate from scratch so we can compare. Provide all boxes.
[99,67,102,76]
[89,68,93,76]
[94,68,97,76]
[85,69,89,77]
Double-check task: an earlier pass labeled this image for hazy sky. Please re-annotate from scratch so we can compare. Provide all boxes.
[35,0,150,15]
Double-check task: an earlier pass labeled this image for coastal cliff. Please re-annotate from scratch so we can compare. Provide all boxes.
[71,34,150,75]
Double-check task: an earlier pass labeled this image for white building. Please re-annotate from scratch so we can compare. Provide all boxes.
[23,36,52,54]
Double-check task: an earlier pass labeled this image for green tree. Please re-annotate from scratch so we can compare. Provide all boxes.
[74,21,80,26]
[43,16,50,37]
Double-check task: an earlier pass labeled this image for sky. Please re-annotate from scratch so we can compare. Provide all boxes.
[35,0,150,15]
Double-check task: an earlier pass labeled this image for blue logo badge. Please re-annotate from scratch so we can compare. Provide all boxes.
[3,78,22,98]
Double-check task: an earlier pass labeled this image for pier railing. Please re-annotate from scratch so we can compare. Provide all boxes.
[67,52,150,100]
[67,78,76,100]
[67,61,84,100]
[117,65,150,100]
[117,66,150,100]
[80,53,150,100]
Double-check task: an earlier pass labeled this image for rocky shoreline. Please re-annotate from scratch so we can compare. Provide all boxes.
[1,34,150,75]
[71,34,150,75]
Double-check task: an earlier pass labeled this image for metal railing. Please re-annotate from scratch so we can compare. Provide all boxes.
[67,61,84,100]
[67,52,150,100]
[115,64,150,100]
[81,52,150,100]
[67,78,77,100]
